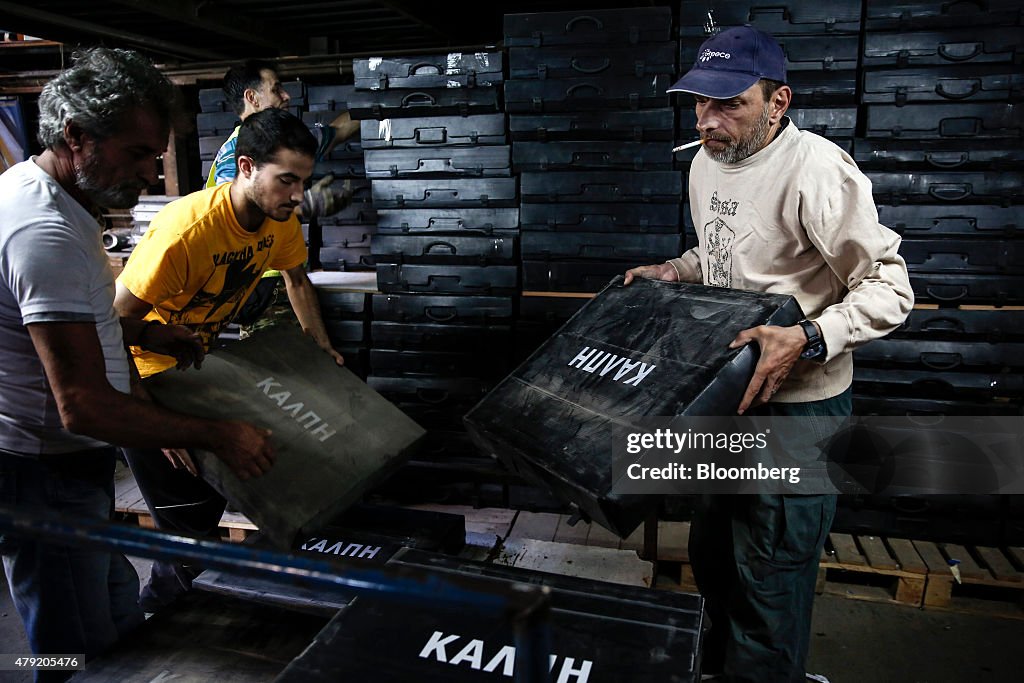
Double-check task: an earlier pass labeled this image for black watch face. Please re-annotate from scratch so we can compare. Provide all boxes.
[801,342,825,360]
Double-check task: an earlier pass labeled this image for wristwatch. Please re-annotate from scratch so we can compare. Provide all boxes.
[798,319,827,361]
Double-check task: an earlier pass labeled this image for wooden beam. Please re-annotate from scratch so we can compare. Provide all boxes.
[0,43,496,94]
[247,4,392,17]
[107,0,297,55]
[376,0,451,41]
[0,1,227,61]
[162,128,190,197]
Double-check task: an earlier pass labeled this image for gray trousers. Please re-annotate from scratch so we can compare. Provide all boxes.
[689,388,851,683]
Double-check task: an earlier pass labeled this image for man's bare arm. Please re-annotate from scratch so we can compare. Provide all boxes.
[28,321,274,480]
[281,265,344,366]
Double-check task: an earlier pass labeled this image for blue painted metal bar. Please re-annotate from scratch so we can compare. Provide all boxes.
[0,505,553,682]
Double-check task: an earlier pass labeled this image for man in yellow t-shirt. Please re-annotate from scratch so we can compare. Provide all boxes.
[205,60,359,329]
[114,108,341,611]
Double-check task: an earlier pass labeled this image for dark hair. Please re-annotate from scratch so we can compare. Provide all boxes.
[38,47,179,148]
[759,78,785,103]
[235,108,317,167]
[223,59,278,116]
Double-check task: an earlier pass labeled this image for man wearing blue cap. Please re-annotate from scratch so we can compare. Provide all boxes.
[626,26,913,682]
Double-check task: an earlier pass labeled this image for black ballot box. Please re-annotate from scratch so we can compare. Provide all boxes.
[275,547,705,683]
[464,277,804,537]
[192,504,467,615]
[146,324,425,548]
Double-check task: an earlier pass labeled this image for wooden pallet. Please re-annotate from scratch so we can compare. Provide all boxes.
[113,462,257,542]
[113,462,147,523]
[914,540,1024,620]
[661,531,932,605]
[657,531,931,600]
[501,511,690,560]
[116,464,1024,616]
[816,533,929,607]
[116,464,691,562]
[623,529,1024,619]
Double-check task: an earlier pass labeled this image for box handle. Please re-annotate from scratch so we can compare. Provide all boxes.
[937,42,982,62]
[410,62,444,76]
[918,316,964,333]
[565,15,603,32]
[925,285,968,302]
[570,56,611,74]
[427,217,462,230]
[425,307,457,322]
[935,80,981,100]
[920,352,963,370]
[565,83,603,98]
[416,127,448,144]
[402,92,437,107]
[928,183,972,201]
[425,240,458,255]
[924,152,969,169]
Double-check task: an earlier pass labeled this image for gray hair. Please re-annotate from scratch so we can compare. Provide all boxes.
[37,47,178,149]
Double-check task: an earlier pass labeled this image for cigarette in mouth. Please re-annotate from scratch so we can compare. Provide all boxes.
[672,139,705,153]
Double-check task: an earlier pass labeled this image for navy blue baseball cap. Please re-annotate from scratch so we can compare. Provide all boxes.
[668,26,786,99]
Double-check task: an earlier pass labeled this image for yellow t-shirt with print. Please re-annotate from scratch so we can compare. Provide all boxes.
[118,183,307,378]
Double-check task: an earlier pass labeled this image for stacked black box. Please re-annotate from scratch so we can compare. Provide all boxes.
[842,1,1024,541]
[832,494,1008,545]
[854,2,1024,406]
[310,284,372,379]
[299,86,376,374]
[346,52,517,474]
[304,85,375,272]
[196,86,238,182]
[505,7,684,360]
[677,0,862,163]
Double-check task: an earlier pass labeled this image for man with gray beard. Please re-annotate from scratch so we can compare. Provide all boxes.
[0,48,275,678]
[625,26,913,683]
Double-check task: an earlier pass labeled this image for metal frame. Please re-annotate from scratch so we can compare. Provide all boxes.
[0,504,554,682]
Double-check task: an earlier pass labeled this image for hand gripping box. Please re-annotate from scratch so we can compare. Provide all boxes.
[464,277,803,536]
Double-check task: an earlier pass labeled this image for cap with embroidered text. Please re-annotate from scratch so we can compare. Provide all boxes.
[668,26,787,100]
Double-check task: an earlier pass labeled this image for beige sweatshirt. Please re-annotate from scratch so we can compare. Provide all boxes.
[668,120,914,403]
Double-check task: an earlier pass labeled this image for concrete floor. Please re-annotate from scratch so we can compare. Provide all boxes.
[806,596,1022,682]
[1,557,1022,682]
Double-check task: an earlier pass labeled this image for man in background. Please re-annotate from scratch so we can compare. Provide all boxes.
[207,58,359,188]
[207,59,358,324]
